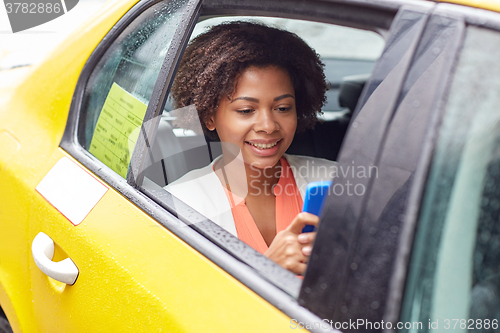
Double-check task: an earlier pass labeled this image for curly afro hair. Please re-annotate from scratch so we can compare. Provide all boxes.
[170,21,327,140]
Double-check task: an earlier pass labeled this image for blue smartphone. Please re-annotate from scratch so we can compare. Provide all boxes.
[302,181,332,233]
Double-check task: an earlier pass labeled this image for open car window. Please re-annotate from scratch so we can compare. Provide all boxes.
[139,14,386,295]
[147,16,385,186]
[189,17,385,115]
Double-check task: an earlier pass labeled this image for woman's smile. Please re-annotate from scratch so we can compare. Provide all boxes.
[246,139,281,150]
[246,139,283,157]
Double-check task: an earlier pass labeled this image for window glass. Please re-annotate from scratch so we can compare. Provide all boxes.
[79,0,188,178]
[400,26,500,332]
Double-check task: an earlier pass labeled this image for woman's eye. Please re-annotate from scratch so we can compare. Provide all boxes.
[277,107,291,112]
[237,109,253,114]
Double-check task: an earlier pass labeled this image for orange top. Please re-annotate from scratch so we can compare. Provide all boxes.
[222,157,303,254]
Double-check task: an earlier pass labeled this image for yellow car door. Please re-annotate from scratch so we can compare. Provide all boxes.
[16,0,298,331]
[3,0,457,331]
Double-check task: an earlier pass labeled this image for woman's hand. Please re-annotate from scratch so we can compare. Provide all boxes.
[264,212,319,275]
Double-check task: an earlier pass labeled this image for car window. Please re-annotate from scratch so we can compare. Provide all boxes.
[148,16,385,186]
[139,14,386,293]
[400,25,500,332]
[78,0,189,178]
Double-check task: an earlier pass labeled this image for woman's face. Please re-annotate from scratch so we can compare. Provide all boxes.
[207,65,297,170]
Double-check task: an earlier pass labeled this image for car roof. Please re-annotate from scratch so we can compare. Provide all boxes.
[437,0,500,13]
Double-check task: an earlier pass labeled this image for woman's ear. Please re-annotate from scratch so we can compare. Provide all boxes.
[205,116,216,131]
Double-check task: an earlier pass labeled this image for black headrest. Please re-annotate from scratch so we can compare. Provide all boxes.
[338,73,370,114]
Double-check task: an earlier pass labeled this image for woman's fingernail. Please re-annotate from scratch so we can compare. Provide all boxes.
[298,234,308,243]
[303,246,312,256]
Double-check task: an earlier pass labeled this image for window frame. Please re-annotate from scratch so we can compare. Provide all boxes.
[382,4,500,332]
[298,3,437,321]
[59,0,430,326]
[345,9,465,326]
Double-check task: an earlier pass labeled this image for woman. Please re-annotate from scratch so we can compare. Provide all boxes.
[166,21,336,275]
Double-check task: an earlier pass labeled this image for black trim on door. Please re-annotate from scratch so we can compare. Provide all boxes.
[200,0,397,29]
[345,12,464,330]
[299,5,434,324]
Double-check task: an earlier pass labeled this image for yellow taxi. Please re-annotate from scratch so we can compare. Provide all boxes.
[2,0,500,332]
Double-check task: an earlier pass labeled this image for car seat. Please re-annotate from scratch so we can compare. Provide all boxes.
[286,73,368,160]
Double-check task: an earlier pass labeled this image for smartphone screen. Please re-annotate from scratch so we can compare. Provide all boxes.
[301,181,332,232]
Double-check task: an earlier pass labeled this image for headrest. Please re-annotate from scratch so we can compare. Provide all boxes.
[338,73,370,114]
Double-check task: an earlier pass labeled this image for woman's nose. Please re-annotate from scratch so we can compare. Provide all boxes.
[254,109,279,133]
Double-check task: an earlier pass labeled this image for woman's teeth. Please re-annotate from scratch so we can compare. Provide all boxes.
[249,141,279,149]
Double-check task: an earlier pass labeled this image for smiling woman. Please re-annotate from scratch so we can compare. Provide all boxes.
[162,21,337,274]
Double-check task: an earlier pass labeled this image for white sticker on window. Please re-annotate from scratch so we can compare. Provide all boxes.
[36,157,108,226]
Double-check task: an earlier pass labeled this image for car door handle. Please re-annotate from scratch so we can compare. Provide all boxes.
[31,232,79,285]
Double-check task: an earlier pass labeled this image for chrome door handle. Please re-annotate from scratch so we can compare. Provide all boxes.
[31,232,79,285]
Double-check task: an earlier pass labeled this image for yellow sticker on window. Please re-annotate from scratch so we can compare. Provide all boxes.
[89,82,147,178]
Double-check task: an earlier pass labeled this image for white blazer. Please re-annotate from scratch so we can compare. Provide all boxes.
[165,154,337,236]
